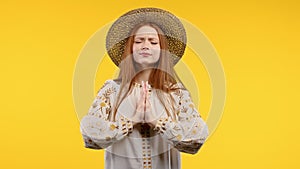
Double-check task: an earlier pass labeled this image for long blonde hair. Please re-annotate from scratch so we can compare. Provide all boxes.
[111,23,185,121]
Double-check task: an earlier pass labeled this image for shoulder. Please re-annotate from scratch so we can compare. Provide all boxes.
[172,82,185,89]
[169,82,192,99]
[169,81,186,93]
[104,79,121,87]
[96,79,120,94]
[104,79,120,87]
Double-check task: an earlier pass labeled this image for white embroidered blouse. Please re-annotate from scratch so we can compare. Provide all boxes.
[80,79,209,169]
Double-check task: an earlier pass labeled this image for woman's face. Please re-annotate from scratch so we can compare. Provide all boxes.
[132,25,161,68]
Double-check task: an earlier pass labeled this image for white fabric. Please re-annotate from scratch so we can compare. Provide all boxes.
[80,80,209,169]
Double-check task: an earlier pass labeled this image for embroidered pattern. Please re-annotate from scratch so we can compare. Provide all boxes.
[80,80,209,155]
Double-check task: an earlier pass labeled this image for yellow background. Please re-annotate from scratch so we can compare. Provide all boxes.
[0,0,299,169]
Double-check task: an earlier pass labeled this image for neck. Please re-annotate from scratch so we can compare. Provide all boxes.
[135,69,152,83]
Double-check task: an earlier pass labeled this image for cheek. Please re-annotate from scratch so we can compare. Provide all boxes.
[132,45,138,58]
[132,44,138,52]
[153,49,161,61]
[153,47,161,55]
[132,42,143,52]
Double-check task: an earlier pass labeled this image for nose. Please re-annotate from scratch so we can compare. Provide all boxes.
[141,46,149,50]
[141,41,150,50]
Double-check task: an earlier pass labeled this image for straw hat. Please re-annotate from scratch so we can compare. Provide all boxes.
[106,7,187,66]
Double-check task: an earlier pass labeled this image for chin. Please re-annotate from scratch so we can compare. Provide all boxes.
[136,63,157,69]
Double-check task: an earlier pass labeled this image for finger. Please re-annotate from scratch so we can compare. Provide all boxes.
[137,89,143,103]
[145,102,152,115]
[145,81,152,99]
[143,81,147,93]
[145,81,149,94]
[140,82,145,100]
[142,81,145,94]
[145,82,148,100]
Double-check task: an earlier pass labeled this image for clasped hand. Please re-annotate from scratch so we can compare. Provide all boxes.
[129,81,157,127]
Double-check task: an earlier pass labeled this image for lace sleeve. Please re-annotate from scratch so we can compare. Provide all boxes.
[80,80,133,149]
[154,87,209,154]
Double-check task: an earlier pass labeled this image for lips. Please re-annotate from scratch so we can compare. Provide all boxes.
[139,52,152,57]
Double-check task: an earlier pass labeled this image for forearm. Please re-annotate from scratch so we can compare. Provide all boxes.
[154,113,209,154]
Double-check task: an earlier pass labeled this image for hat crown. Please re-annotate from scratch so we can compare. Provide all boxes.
[106,7,187,66]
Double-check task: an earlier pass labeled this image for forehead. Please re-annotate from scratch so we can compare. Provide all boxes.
[134,25,159,37]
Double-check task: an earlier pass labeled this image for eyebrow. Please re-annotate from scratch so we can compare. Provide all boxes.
[134,37,159,41]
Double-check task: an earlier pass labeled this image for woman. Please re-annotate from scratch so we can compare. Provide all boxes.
[80,7,209,169]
